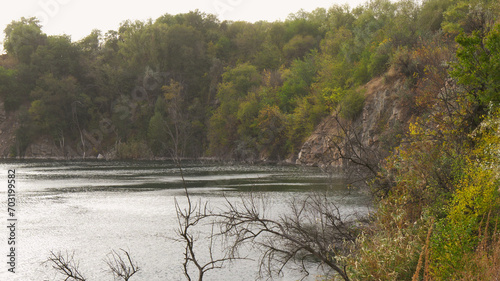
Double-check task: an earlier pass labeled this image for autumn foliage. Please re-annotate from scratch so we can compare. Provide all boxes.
[348,1,500,279]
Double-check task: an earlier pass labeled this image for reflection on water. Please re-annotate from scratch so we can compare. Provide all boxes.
[0,160,369,281]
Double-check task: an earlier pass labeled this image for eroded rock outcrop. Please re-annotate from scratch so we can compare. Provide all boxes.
[24,137,66,158]
[297,75,412,168]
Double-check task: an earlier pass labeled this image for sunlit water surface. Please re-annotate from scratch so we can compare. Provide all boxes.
[0,160,370,281]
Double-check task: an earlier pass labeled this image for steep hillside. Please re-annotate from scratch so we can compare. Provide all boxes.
[1,72,414,161]
[0,0,497,167]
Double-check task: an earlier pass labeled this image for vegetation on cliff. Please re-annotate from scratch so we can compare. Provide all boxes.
[348,1,500,279]
[1,0,500,279]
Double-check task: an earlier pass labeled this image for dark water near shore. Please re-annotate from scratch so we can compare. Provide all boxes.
[0,160,370,281]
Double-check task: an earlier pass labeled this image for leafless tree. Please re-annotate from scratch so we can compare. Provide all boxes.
[45,251,87,281]
[105,249,140,281]
[174,161,241,281]
[46,249,139,281]
[162,79,192,158]
[174,171,357,281]
[216,192,356,281]
[170,126,360,281]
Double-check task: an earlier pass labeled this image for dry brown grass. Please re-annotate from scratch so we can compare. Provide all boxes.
[412,219,434,281]
[459,213,500,281]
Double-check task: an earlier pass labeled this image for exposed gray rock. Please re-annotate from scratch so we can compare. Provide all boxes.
[24,137,65,158]
[297,76,411,168]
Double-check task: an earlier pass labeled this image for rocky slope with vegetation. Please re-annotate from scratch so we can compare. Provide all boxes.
[0,0,466,161]
[296,73,411,168]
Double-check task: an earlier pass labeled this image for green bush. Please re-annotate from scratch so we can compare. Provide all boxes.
[340,89,365,120]
[368,39,392,77]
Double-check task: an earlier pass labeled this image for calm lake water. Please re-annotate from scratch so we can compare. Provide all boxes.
[0,160,369,281]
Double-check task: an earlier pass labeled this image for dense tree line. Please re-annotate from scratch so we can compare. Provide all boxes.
[1,0,489,160]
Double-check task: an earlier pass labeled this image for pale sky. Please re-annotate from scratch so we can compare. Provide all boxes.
[0,0,366,53]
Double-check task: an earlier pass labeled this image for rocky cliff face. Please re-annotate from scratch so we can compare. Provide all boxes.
[0,101,89,159]
[23,137,67,158]
[0,103,19,158]
[297,75,412,168]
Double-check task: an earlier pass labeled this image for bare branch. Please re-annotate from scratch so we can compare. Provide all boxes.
[105,249,140,281]
[174,160,242,281]
[45,251,87,281]
[217,192,355,281]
